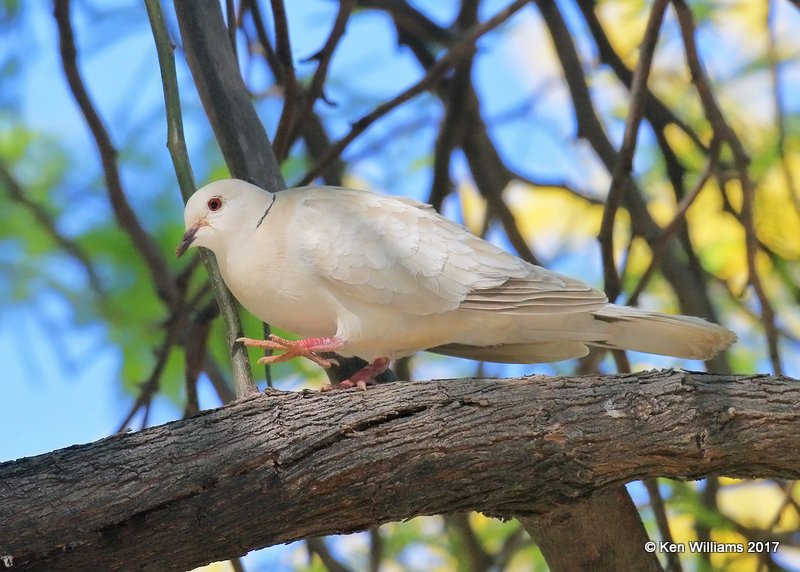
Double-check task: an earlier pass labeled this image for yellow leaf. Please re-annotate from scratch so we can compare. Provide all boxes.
[458,182,488,236]
[595,2,649,68]
[756,159,800,259]
[503,181,603,257]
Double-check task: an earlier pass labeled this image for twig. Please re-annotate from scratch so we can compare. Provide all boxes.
[368,527,382,572]
[768,481,799,530]
[116,312,185,432]
[538,0,728,375]
[225,0,238,58]
[427,0,479,210]
[230,556,246,572]
[360,1,541,267]
[576,1,706,152]
[203,355,236,404]
[245,0,283,75]
[628,138,721,306]
[766,2,800,221]
[53,0,178,308]
[485,191,542,266]
[577,0,713,298]
[243,0,346,185]
[145,0,258,398]
[694,477,718,568]
[184,310,213,418]
[286,0,354,149]
[270,0,299,160]
[509,170,603,205]
[644,478,684,572]
[299,0,533,185]
[306,537,353,572]
[673,0,783,374]
[0,161,105,298]
[597,0,669,302]
[443,513,493,571]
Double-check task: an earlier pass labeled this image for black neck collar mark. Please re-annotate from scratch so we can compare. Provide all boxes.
[255,194,276,229]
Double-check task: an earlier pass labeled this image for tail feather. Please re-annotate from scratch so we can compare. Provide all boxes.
[435,304,736,364]
[591,305,736,360]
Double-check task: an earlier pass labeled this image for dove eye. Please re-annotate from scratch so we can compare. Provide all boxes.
[207,197,223,212]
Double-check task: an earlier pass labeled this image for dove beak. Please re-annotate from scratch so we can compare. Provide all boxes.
[176,220,206,257]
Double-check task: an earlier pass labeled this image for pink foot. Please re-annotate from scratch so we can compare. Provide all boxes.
[236,335,341,368]
[321,357,391,391]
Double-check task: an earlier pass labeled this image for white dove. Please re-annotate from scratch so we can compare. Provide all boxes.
[177,179,736,389]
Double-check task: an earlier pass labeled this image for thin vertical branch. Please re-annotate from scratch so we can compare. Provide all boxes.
[270,0,298,159]
[644,479,684,572]
[286,0,354,150]
[368,527,382,572]
[243,0,346,186]
[427,0,478,211]
[538,0,729,374]
[766,0,800,220]
[628,138,722,306]
[145,0,257,397]
[673,0,783,374]
[597,0,669,302]
[226,0,238,58]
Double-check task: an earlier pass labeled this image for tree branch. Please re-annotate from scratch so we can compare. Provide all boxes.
[145,0,256,398]
[598,0,669,302]
[299,0,532,185]
[2,370,797,571]
[0,161,105,298]
[518,488,661,572]
[537,0,730,374]
[53,0,178,308]
[672,0,782,375]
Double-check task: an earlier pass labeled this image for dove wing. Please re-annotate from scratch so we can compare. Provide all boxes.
[294,188,607,316]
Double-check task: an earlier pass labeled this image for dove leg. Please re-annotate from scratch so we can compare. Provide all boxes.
[236,335,341,368]
[321,357,391,391]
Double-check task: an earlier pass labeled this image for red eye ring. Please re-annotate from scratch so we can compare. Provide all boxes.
[207,197,223,212]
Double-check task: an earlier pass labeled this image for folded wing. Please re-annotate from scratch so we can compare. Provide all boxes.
[295,188,607,316]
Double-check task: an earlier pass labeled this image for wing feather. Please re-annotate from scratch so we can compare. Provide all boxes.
[294,187,607,316]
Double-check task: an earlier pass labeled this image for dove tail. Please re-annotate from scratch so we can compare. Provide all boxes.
[591,305,736,360]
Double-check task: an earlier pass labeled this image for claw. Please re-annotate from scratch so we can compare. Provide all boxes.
[318,357,389,392]
[238,335,342,369]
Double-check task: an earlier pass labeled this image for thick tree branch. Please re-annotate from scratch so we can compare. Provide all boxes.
[1,370,798,571]
[519,488,661,572]
[173,0,282,192]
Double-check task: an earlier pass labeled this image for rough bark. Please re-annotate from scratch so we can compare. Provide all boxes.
[519,488,661,571]
[1,370,798,571]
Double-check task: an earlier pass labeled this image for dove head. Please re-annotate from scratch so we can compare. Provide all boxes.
[176,179,275,258]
